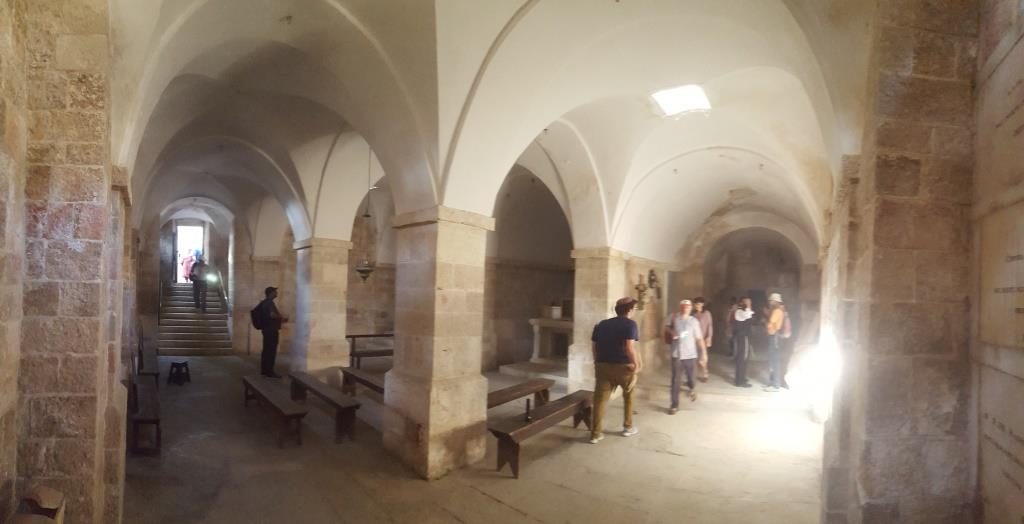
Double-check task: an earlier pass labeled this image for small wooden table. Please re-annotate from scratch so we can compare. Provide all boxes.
[487,378,554,409]
[339,367,386,395]
[243,375,308,447]
[487,390,593,478]
[289,371,361,442]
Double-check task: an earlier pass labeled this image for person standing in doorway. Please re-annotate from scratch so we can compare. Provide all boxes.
[664,299,706,413]
[189,257,208,311]
[692,297,713,382]
[255,287,289,378]
[589,297,642,444]
[764,293,786,392]
[732,296,754,387]
[724,296,738,357]
[181,252,196,283]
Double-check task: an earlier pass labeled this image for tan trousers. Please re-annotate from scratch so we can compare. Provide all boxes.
[591,363,637,438]
[698,345,709,379]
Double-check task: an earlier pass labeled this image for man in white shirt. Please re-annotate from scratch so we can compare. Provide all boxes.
[664,300,706,414]
[732,296,755,387]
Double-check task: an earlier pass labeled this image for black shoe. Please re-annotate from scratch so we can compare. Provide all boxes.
[265,372,282,379]
[737,382,752,388]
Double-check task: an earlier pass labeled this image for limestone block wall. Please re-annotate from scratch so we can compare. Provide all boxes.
[0,1,26,517]
[974,2,1024,521]
[347,216,395,336]
[482,259,573,370]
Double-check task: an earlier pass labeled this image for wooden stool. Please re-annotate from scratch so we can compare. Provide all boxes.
[168,361,191,385]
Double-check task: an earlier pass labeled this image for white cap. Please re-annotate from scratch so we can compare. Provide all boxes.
[680,299,692,305]
[768,293,783,303]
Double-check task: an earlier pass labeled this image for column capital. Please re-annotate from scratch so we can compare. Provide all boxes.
[292,237,354,251]
[392,205,495,231]
[571,247,628,260]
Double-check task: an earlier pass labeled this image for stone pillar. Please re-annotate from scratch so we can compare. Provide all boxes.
[17,0,117,522]
[822,4,977,522]
[383,207,491,479]
[568,248,627,392]
[291,238,351,373]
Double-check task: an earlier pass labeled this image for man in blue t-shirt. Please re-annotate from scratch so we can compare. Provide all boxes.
[588,297,642,444]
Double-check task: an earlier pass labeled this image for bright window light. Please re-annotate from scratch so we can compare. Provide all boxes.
[651,84,711,117]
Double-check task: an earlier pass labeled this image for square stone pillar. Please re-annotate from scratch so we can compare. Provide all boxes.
[822,4,978,522]
[17,1,118,522]
[383,207,492,479]
[568,248,627,392]
[290,238,351,373]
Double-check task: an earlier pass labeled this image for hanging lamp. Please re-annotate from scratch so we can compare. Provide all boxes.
[355,144,376,282]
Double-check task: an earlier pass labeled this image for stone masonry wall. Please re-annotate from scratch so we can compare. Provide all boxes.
[827,3,978,522]
[18,0,119,521]
[0,0,27,519]
[974,2,1024,522]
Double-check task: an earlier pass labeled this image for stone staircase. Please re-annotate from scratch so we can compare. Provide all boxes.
[158,282,232,355]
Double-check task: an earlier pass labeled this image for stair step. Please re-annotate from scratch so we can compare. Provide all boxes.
[157,339,233,348]
[160,318,228,326]
[163,307,225,313]
[161,314,228,320]
[160,333,230,341]
[159,325,228,332]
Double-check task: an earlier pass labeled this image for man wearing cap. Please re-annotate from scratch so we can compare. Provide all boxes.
[664,299,706,413]
[589,297,642,444]
[254,286,288,378]
[764,293,786,392]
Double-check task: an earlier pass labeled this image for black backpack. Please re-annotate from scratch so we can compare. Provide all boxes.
[250,304,264,330]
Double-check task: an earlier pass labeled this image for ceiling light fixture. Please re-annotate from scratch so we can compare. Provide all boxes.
[651,84,711,117]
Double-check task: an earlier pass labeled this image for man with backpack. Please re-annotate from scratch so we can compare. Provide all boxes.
[763,293,790,392]
[189,257,209,311]
[252,286,288,378]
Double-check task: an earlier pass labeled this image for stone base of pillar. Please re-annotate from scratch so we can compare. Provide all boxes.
[382,370,488,479]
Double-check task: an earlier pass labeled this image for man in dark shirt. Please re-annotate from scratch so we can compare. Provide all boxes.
[189,258,209,311]
[589,297,642,444]
[255,286,288,378]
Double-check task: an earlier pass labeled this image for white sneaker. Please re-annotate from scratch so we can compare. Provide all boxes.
[763,386,780,393]
[622,427,639,437]
[589,435,604,444]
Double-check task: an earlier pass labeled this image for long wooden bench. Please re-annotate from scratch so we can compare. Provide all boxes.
[289,371,361,442]
[242,375,308,447]
[487,378,554,409]
[129,374,161,454]
[487,390,593,478]
[347,334,394,369]
[340,367,385,395]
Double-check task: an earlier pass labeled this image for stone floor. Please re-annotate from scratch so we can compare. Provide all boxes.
[123,354,822,524]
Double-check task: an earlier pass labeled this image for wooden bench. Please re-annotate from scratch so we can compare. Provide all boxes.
[340,367,385,395]
[347,334,394,369]
[487,390,593,478]
[487,378,554,409]
[129,374,161,454]
[242,375,308,447]
[289,371,361,442]
[137,345,159,386]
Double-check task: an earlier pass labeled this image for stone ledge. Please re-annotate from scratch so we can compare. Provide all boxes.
[292,237,354,251]
[392,206,495,231]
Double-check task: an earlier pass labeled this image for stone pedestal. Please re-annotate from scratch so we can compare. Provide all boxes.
[383,207,491,479]
[528,318,573,362]
[291,238,351,373]
[568,248,627,392]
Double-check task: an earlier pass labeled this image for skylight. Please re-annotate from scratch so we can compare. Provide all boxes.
[651,84,711,117]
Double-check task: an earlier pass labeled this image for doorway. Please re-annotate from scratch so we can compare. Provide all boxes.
[175,224,205,283]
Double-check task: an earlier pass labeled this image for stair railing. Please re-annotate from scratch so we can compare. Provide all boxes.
[216,267,232,341]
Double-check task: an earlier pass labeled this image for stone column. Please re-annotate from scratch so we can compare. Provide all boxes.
[17,1,117,522]
[291,238,351,373]
[383,206,491,479]
[823,4,977,522]
[568,248,627,392]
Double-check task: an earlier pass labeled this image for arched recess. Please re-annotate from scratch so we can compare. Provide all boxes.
[112,0,441,214]
[483,166,574,371]
[347,178,398,337]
